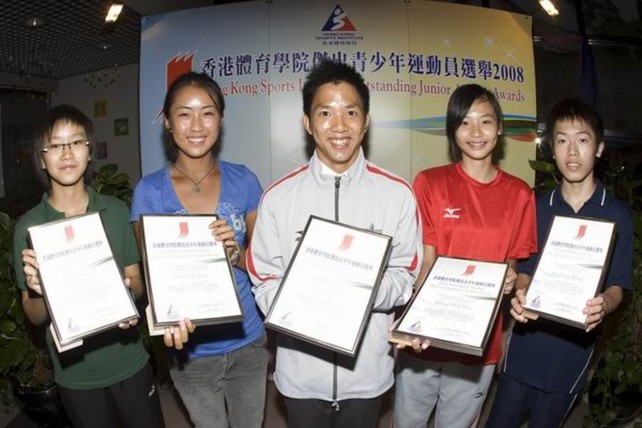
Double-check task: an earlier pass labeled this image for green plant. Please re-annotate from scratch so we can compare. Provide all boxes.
[585,154,642,427]
[91,163,133,206]
[528,159,560,192]
[0,211,53,411]
[0,164,137,412]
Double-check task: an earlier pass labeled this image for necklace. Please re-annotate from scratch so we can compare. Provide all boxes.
[173,162,216,193]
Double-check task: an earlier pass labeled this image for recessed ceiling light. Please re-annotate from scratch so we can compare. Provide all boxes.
[25,17,45,28]
[106,3,123,23]
[539,0,559,17]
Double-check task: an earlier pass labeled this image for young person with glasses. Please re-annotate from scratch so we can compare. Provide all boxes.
[14,105,163,427]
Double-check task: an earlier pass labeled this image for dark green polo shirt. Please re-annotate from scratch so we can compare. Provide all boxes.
[13,187,149,389]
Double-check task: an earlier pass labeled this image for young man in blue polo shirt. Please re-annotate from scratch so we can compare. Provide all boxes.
[486,98,633,428]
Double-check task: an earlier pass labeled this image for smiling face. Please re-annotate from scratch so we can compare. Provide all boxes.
[41,121,90,190]
[164,84,222,160]
[552,118,604,184]
[303,82,370,173]
[455,99,502,162]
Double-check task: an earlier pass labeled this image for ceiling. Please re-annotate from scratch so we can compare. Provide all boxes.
[0,0,232,85]
[0,0,639,86]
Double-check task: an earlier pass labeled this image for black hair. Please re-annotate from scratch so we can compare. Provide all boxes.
[545,98,604,148]
[162,72,225,162]
[302,58,369,117]
[33,104,95,188]
[446,84,503,162]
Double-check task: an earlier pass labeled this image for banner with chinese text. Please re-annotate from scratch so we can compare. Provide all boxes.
[140,0,536,185]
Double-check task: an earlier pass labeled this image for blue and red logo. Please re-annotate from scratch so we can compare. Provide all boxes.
[315,4,362,46]
[322,4,356,32]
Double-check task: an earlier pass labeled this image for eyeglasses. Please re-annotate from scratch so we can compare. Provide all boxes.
[40,140,90,154]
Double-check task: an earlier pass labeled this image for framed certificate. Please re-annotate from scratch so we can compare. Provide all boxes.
[265,215,392,357]
[140,214,243,330]
[522,215,616,328]
[390,256,508,356]
[28,212,138,349]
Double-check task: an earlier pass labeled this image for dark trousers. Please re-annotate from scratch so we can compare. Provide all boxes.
[58,364,164,428]
[485,373,577,428]
[283,395,383,428]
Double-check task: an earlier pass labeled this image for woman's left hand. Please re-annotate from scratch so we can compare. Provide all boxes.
[210,218,241,265]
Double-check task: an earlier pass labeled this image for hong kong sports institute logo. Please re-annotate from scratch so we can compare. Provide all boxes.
[322,4,356,31]
[316,4,363,46]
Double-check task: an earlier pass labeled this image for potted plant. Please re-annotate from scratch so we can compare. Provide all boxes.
[584,153,642,427]
[0,211,69,426]
[91,163,133,206]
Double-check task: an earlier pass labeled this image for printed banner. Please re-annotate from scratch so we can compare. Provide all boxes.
[140,0,536,185]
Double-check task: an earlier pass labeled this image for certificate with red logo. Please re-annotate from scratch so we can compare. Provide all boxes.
[522,215,616,328]
[390,257,508,356]
[265,216,392,357]
[28,212,138,350]
[140,214,242,332]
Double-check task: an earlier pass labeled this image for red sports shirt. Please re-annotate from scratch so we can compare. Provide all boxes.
[412,162,537,365]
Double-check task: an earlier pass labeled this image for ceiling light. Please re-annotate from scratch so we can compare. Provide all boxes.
[539,0,559,17]
[25,17,45,28]
[105,3,123,23]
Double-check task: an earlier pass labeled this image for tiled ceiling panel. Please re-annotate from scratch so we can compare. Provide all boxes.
[2,1,638,81]
[0,0,141,80]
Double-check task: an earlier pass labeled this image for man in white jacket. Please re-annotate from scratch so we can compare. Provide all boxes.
[248,58,422,428]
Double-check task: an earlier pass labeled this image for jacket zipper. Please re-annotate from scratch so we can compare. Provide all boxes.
[331,175,341,412]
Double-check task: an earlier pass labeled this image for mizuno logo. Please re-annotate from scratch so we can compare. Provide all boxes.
[443,207,461,219]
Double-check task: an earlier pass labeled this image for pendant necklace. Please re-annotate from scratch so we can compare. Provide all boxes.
[173,162,216,193]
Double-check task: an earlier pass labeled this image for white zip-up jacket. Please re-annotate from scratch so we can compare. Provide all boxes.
[248,149,422,401]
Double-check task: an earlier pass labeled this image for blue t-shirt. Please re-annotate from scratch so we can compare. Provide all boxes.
[503,181,633,393]
[131,160,265,358]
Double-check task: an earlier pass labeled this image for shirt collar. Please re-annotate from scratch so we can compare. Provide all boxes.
[319,161,347,177]
[37,186,107,221]
[549,180,606,207]
[309,148,366,188]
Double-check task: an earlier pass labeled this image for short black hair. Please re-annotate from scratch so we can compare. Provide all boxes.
[162,71,225,162]
[302,58,369,117]
[446,84,503,162]
[545,98,604,148]
[33,104,95,188]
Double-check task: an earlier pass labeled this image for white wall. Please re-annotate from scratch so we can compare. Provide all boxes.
[52,63,141,182]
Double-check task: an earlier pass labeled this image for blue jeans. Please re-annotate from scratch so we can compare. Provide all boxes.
[170,334,268,428]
